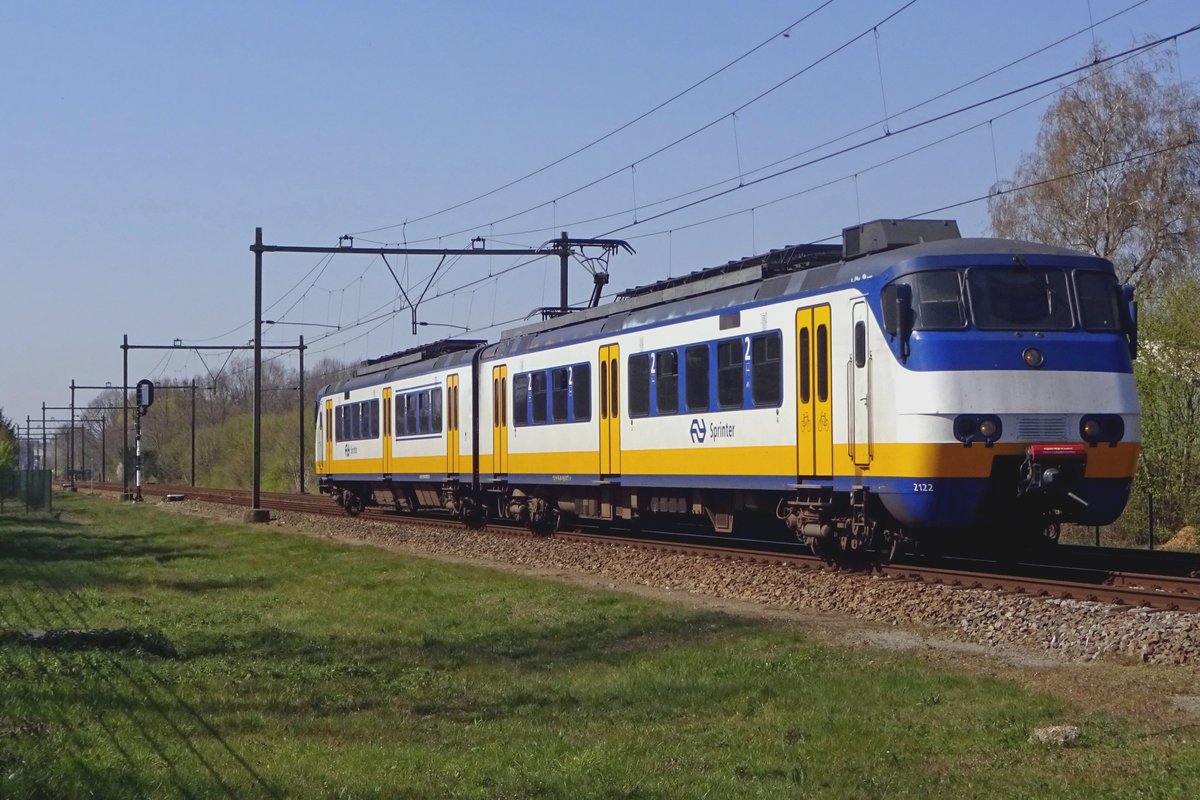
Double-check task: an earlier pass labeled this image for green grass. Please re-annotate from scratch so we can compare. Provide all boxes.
[1,496,1198,799]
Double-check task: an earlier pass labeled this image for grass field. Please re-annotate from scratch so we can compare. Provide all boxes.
[1,495,1198,799]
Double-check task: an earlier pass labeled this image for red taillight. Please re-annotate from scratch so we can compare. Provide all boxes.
[1028,444,1087,462]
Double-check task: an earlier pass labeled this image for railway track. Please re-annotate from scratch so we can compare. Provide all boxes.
[90,482,1200,613]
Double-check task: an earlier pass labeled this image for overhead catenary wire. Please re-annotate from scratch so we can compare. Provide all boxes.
[349,0,842,237]
[349,0,1151,250]
[595,23,1200,238]
[192,3,1179,370]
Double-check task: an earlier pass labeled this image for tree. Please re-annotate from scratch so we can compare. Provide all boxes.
[989,47,1200,288]
[990,47,1200,539]
[0,407,19,470]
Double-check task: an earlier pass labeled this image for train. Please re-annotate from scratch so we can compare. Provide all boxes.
[314,219,1140,555]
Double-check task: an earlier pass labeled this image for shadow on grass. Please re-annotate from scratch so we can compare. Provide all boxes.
[191,610,748,671]
[0,521,220,594]
[0,627,180,659]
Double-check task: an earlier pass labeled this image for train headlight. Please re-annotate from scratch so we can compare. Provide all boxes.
[1080,414,1124,447]
[954,414,1002,447]
[1023,347,1045,368]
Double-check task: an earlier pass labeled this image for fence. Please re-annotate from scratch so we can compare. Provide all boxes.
[0,469,53,513]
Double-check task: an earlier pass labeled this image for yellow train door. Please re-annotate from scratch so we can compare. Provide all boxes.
[598,343,621,477]
[323,398,333,472]
[446,375,460,475]
[381,388,393,475]
[492,365,508,476]
[796,305,832,477]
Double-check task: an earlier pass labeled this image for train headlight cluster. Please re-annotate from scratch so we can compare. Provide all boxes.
[954,414,1003,447]
[1079,414,1124,446]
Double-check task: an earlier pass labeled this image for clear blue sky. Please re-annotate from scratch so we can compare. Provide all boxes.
[2,0,1197,429]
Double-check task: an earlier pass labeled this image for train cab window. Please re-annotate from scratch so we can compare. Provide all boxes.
[1075,271,1121,331]
[751,332,782,406]
[513,375,529,427]
[968,268,1073,330]
[551,368,570,422]
[572,364,591,421]
[716,340,742,409]
[531,372,548,424]
[656,349,679,415]
[816,325,829,403]
[628,354,651,417]
[883,271,966,331]
[685,344,710,411]
[431,387,443,432]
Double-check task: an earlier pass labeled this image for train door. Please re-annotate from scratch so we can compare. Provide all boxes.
[445,375,460,475]
[491,365,508,477]
[323,399,333,472]
[795,305,833,477]
[381,388,393,475]
[598,343,621,477]
[850,300,872,466]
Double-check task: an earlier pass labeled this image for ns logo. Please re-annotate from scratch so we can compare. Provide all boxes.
[689,418,706,444]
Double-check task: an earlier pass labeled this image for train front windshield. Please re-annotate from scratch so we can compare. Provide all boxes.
[883,267,1121,333]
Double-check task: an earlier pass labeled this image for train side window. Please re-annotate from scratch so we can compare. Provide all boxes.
[431,387,443,432]
[854,322,867,368]
[656,349,678,415]
[405,392,418,434]
[395,395,406,436]
[799,329,811,404]
[413,392,426,433]
[370,399,380,439]
[531,372,548,424]
[350,403,361,440]
[628,354,651,417]
[685,344,710,411]
[573,363,591,422]
[816,325,829,402]
[512,375,529,427]
[716,339,742,408]
[551,367,570,423]
[335,406,344,441]
[751,332,782,406]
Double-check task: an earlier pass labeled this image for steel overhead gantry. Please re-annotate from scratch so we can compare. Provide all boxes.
[73,383,204,490]
[247,229,632,522]
[121,335,307,503]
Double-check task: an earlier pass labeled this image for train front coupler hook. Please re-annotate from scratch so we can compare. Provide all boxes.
[1018,444,1089,509]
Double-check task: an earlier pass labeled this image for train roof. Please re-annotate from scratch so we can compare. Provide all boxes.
[320,219,1114,395]
[485,232,1110,360]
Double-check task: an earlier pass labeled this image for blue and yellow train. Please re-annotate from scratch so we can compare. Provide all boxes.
[315,219,1140,553]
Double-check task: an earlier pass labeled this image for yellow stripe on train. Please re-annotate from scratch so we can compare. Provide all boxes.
[324,441,1139,481]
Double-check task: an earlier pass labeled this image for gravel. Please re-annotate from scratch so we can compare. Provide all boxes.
[150,497,1200,668]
